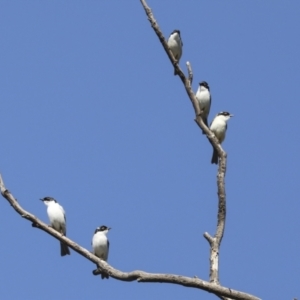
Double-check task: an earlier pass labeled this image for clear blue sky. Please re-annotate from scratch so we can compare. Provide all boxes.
[1,1,299,299]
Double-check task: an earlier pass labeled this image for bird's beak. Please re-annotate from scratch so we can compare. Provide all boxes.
[230,114,234,117]
[108,227,112,230]
[39,198,44,201]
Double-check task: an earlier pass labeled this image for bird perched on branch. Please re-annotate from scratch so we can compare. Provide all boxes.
[167,29,183,75]
[92,225,111,279]
[195,81,211,133]
[210,112,233,164]
[40,197,70,256]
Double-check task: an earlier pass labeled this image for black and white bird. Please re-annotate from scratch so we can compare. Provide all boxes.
[195,81,212,133]
[167,29,183,75]
[40,197,70,256]
[92,225,111,279]
[210,112,233,164]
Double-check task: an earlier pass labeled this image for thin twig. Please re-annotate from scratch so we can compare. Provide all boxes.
[0,173,259,300]
[186,61,193,85]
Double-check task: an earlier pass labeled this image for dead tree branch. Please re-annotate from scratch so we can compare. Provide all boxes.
[0,173,259,300]
[186,61,193,86]
[139,0,246,298]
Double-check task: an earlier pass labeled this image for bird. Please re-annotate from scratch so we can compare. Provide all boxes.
[210,112,233,164]
[195,81,212,134]
[167,29,183,75]
[40,197,70,256]
[92,225,111,279]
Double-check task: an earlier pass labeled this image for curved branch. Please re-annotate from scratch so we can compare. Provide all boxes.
[0,173,259,300]
[140,0,230,290]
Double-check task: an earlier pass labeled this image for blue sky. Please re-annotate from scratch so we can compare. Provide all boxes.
[0,1,299,299]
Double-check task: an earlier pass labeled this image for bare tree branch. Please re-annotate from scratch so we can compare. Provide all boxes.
[0,173,259,300]
[139,0,227,171]
[202,153,227,284]
[186,61,193,85]
[140,1,206,128]
[139,0,239,297]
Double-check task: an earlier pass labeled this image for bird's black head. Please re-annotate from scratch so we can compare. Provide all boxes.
[40,197,57,203]
[217,112,233,118]
[171,29,181,36]
[95,225,111,233]
[199,81,210,90]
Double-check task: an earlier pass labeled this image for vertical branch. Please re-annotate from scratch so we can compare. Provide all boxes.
[140,0,228,287]
[216,158,227,246]
[204,156,227,285]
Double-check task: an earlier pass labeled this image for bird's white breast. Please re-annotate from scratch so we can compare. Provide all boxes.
[47,203,66,231]
[210,117,227,143]
[196,88,210,108]
[92,232,108,261]
[167,33,182,59]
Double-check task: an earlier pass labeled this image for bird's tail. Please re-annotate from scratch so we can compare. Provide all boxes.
[60,242,70,256]
[211,148,218,164]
